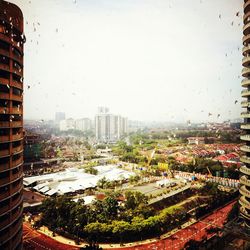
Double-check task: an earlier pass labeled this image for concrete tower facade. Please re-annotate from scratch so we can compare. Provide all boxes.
[0,1,25,249]
[240,0,250,229]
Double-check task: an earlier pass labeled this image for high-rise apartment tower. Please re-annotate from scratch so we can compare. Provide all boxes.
[95,107,127,142]
[240,0,250,230]
[0,1,25,249]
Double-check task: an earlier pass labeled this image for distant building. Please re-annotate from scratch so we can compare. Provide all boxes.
[55,112,65,125]
[59,118,92,132]
[98,106,109,114]
[187,137,205,145]
[75,118,92,132]
[59,118,75,131]
[95,107,127,142]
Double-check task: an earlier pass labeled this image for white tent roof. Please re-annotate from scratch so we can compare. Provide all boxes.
[24,165,135,196]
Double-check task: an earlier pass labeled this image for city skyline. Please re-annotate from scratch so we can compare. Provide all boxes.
[10,0,242,123]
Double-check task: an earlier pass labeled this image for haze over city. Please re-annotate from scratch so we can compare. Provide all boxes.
[10,0,242,122]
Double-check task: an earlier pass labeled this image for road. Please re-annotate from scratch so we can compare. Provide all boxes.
[106,201,235,250]
[23,201,235,250]
[23,223,79,250]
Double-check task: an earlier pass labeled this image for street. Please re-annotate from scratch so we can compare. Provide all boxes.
[23,201,235,250]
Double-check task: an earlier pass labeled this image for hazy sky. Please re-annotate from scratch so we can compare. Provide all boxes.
[9,0,242,123]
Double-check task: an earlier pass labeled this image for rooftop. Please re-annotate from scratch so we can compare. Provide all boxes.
[24,165,135,196]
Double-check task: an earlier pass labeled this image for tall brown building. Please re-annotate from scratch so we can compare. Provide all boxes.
[0,1,25,249]
[240,0,250,230]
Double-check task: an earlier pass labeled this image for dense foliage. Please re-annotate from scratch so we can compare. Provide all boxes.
[168,157,239,178]
[36,183,237,244]
[36,191,191,243]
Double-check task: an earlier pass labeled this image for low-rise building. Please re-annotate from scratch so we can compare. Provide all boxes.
[187,137,205,145]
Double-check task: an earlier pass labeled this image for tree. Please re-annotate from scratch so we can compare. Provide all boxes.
[111,220,130,244]
[184,239,201,250]
[226,202,239,223]
[97,177,107,189]
[84,166,98,175]
[124,191,148,210]
[102,197,118,220]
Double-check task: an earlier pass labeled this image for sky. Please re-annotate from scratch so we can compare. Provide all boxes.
[9,0,243,123]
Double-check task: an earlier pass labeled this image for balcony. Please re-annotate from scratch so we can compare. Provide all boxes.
[0,202,10,217]
[0,180,21,201]
[10,219,22,242]
[240,196,250,210]
[13,69,23,77]
[241,165,250,175]
[0,149,10,157]
[244,22,250,36]
[11,121,22,128]
[0,48,9,58]
[240,207,250,220]
[12,157,23,168]
[0,217,22,245]
[11,208,23,225]
[241,101,250,107]
[0,33,21,52]
[242,78,250,87]
[0,107,9,114]
[10,172,22,183]
[0,33,11,45]
[13,65,23,74]
[0,63,10,72]
[241,135,250,141]
[241,112,250,118]
[240,185,250,198]
[0,121,23,128]
[12,145,22,154]
[12,54,22,65]
[11,95,22,102]
[0,215,10,229]
[11,134,23,141]
[0,135,10,142]
[243,45,250,56]
[0,189,9,201]
[242,67,250,77]
[241,145,250,153]
[244,34,250,46]
[11,107,22,114]
[0,162,10,172]
[0,92,10,99]
[243,56,250,67]
[12,80,22,89]
[242,89,250,97]
[0,177,10,186]
[240,175,250,186]
[11,193,23,209]
[0,121,10,128]
[11,228,22,250]
[242,124,250,129]
[0,78,9,86]
[244,11,250,25]
[241,156,250,164]
[11,182,23,196]
[245,0,250,14]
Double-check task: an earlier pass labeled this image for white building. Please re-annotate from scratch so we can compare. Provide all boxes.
[23,166,135,196]
[187,137,205,145]
[95,107,128,142]
[55,112,65,124]
[59,118,75,131]
[75,118,92,132]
